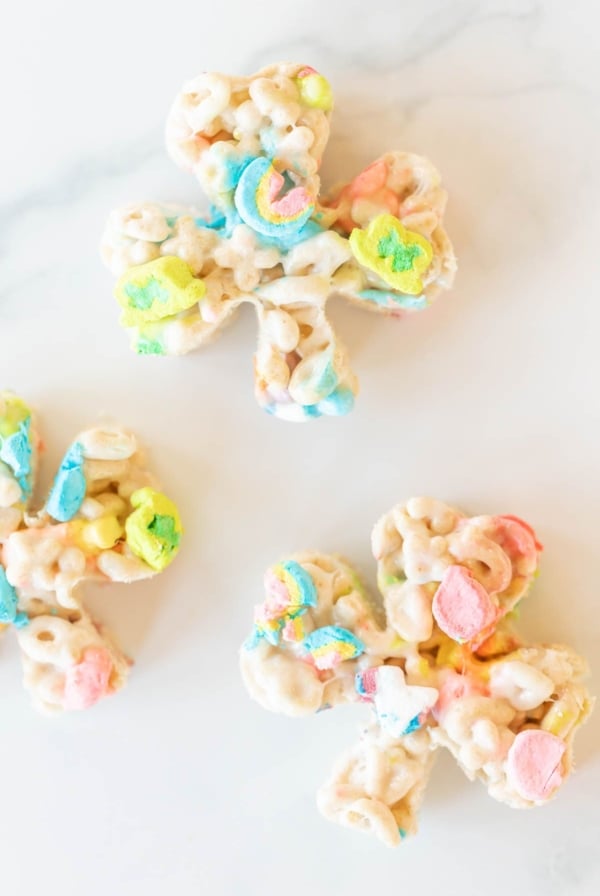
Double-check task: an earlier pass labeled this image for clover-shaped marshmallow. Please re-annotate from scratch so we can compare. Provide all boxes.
[102,63,456,421]
[0,392,183,714]
[240,498,593,846]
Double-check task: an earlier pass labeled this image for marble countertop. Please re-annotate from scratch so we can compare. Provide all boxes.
[1,1,598,894]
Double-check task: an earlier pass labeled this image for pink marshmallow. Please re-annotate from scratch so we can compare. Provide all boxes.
[297,66,318,77]
[433,670,488,719]
[63,647,113,711]
[432,565,498,642]
[375,188,400,217]
[267,170,312,217]
[262,568,291,617]
[494,515,541,560]
[356,666,379,701]
[507,730,566,801]
[314,651,341,671]
[347,159,388,198]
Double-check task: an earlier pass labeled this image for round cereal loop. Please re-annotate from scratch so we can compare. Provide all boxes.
[317,728,434,847]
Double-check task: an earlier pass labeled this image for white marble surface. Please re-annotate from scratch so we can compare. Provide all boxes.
[1,1,599,894]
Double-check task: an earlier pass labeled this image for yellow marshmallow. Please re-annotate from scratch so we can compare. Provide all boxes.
[71,516,124,552]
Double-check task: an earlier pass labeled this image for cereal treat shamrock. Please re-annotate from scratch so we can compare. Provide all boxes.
[101,63,456,421]
[240,498,593,846]
[0,392,183,714]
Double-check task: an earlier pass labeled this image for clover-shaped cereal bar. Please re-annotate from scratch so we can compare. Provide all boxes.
[102,63,456,421]
[0,392,182,714]
[240,498,593,846]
